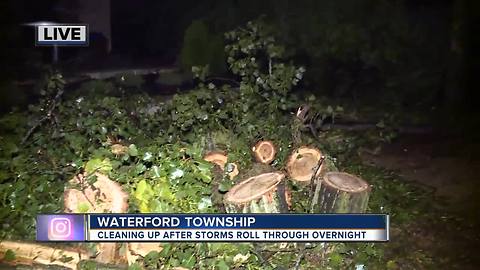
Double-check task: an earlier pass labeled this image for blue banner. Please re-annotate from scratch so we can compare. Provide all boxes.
[88,214,387,229]
[37,214,389,242]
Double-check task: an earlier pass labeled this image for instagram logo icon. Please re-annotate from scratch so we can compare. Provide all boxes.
[37,214,84,241]
[48,217,72,240]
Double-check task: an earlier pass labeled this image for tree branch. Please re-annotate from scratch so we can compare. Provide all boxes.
[308,156,325,209]
[21,86,64,145]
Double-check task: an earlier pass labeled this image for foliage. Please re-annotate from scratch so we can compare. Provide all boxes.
[128,143,215,213]
[137,243,267,269]
[224,17,305,118]
[166,85,235,136]
[175,18,314,168]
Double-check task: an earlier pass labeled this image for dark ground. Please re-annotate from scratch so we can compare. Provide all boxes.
[360,132,480,269]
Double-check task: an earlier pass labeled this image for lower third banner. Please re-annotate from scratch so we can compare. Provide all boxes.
[37,214,389,242]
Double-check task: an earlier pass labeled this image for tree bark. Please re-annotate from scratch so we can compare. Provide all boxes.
[0,241,89,269]
[312,172,370,213]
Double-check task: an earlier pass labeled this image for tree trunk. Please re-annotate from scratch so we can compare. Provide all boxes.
[0,241,90,269]
[286,147,326,184]
[204,151,239,180]
[312,172,370,213]
[211,166,227,213]
[224,172,292,251]
[252,140,277,164]
[224,172,288,213]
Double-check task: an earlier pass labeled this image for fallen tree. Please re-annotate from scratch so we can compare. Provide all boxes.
[0,241,90,269]
[63,172,129,265]
[63,172,129,214]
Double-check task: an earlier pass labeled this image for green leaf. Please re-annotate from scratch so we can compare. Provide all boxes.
[197,161,212,173]
[157,181,175,201]
[143,152,153,161]
[170,168,184,179]
[85,158,112,174]
[149,199,171,213]
[183,254,197,268]
[387,260,398,269]
[128,144,139,156]
[134,180,155,212]
[159,243,172,257]
[218,182,232,193]
[144,251,161,267]
[329,252,343,267]
[135,163,147,175]
[217,259,229,270]
[197,171,212,184]
[4,249,15,261]
[152,165,161,178]
[77,202,90,213]
[198,197,212,211]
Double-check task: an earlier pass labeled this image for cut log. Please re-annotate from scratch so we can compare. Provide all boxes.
[252,140,276,164]
[0,241,90,269]
[312,172,371,213]
[203,151,239,180]
[63,173,129,265]
[63,172,129,214]
[233,163,293,211]
[203,151,227,166]
[286,147,326,183]
[224,172,288,213]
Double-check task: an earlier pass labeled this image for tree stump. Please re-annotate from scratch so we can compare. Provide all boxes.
[224,172,288,213]
[252,140,276,164]
[63,173,129,265]
[312,172,370,213]
[286,147,326,184]
[204,151,239,180]
[63,172,129,214]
